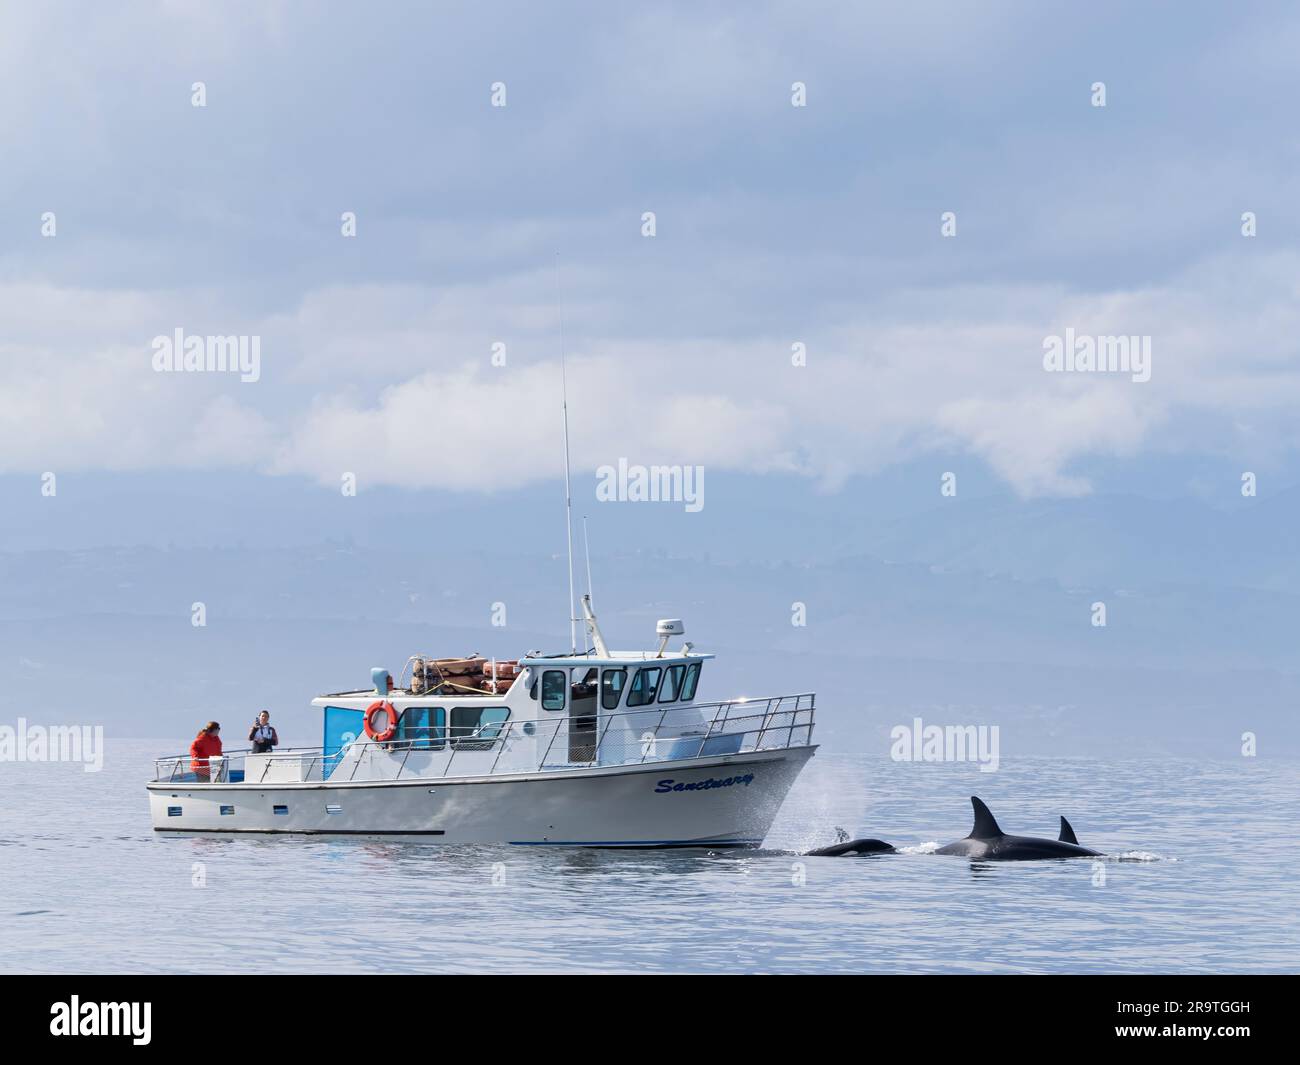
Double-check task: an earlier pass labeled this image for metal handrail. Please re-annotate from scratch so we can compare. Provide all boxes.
[155,715,811,775]
[151,693,816,782]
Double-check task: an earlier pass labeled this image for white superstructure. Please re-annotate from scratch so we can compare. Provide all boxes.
[147,605,817,846]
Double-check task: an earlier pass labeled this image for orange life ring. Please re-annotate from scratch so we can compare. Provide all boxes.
[363,700,398,743]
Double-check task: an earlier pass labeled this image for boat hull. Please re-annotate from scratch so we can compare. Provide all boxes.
[147,746,815,846]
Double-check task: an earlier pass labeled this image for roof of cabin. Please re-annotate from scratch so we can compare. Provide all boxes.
[521,652,714,667]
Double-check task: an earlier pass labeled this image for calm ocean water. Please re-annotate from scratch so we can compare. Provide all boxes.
[1,741,1297,973]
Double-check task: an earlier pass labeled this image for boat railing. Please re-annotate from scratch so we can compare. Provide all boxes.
[150,693,815,783]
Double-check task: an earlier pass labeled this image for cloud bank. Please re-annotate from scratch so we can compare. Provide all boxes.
[2,2,1299,497]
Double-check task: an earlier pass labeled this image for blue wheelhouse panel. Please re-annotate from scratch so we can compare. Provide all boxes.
[322,705,364,779]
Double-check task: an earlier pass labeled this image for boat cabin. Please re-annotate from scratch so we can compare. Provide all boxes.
[310,636,720,778]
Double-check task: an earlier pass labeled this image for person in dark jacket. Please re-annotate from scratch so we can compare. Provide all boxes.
[248,710,279,754]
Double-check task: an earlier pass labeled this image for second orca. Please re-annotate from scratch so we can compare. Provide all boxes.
[935,796,1102,860]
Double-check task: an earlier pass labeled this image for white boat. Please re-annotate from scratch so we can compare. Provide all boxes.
[147,604,817,846]
[147,319,817,846]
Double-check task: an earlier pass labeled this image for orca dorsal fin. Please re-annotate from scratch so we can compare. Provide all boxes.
[968,796,1003,838]
[1059,816,1079,845]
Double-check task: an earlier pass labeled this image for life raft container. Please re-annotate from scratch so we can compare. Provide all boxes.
[432,656,486,677]
[363,699,398,743]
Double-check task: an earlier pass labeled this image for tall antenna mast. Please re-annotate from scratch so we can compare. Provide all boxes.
[557,253,578,654]
[582,514,594,606]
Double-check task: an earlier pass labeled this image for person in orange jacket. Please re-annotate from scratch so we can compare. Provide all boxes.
[190,721,222,781]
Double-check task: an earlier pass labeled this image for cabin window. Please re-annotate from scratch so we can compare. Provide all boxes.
[398,707,446,750]
[627,666,662,707]
[220,805,235,816]
[273,805,289,816]
[542,669,567,711]
[573,667,598,700]
[659,664,686,703]
[167,806,182,817]
[681,662,702,701]
[450,706,510,745]
[601,668,628,710]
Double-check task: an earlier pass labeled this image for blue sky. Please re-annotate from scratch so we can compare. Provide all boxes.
[2,3,1299,755]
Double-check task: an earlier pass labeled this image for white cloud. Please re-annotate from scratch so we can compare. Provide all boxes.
[269,355,794,491]
[0,284,274,473]
[3,249,1297,495]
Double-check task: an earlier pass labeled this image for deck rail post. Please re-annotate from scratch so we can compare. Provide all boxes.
[754,700,775,750]
[489,722,513,774]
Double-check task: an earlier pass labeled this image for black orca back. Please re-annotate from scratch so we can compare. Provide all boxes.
[806,838,895,857]
[940,799,1103,859]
